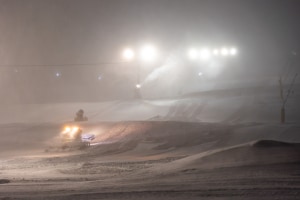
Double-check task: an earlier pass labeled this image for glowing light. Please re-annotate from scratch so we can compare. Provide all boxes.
[198,72,203,76]
[136,84,141,89]
[56,72,61,77]
[188,48,198,60]
[140,45,157,62]
[98,75,102,80]
[61,126,81,139]
[199,48,211,60]
[122,48,135,60]
[69,131,75,138]
[68,126,79,138]
[230,48,237,55]
[62,126,71,135]
[213,49,220,55]
[221,48,229,56]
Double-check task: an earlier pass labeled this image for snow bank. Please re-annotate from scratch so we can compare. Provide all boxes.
[154,140,300,173]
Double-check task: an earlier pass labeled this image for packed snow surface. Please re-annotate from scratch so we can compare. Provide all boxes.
[0,87,300,199]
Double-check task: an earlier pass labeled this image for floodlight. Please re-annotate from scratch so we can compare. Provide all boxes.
[136,84,141,89]
[229,48,237,56]
[199,48,211,60]
[122,48,135,60]
[213,49,220,55]
[188,48,198,60]
[221,48,229,56]
[140,45,157,62]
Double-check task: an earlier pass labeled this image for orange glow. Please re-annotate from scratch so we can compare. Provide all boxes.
[61,126,80,138]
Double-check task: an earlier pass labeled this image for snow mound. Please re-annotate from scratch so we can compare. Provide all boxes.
[156,140,300,172]
[252,140,300,147]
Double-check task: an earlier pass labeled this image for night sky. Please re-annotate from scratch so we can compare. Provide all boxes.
[0,0,299,103]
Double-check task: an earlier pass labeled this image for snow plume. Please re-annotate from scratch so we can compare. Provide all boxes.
[141,51,190,98]
[144,52,182,84]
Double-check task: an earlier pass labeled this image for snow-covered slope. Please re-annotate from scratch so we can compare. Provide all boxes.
[0,84,299,124]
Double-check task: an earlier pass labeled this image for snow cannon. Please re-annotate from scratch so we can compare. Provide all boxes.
[74,109,88,122]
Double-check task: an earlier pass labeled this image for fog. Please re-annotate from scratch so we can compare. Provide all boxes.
[0,0,299,103]
[1,1,300,199]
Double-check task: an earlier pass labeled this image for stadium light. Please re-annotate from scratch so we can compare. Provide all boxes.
[122,48,135,61]
[122,44,159,62]
[199,48,211,60]
[229,48,237,56]
[140,45,158,62]
[188,46,238,60]
[221,48,229,56]
[121,44,158,98]
[136,84,141,89]
[213,49,220,56]
[188,48,198,60]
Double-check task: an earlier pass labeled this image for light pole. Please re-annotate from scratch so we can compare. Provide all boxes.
[187,46,238,61]
[122,47,141,98]
[187,46,238,78]
[122,44,158,99]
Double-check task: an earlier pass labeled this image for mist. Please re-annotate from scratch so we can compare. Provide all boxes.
[0,0,299,103]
